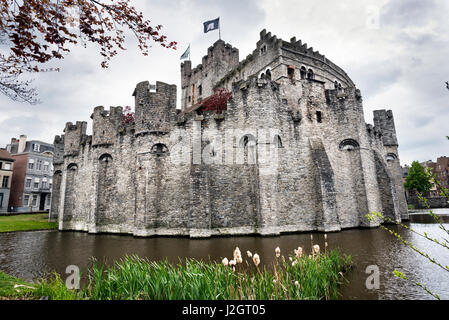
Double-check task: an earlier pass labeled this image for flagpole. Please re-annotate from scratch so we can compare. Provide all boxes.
[218,16,221,40]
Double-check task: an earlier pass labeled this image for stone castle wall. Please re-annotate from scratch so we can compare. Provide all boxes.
[50,30,408,237]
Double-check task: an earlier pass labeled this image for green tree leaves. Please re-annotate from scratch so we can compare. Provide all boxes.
[404,161,432,193]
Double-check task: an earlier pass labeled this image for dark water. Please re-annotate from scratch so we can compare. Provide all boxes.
[0,218,448,300]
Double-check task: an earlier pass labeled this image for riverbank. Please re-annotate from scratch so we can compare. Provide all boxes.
[0,213,57,233]
[0,248,352,300]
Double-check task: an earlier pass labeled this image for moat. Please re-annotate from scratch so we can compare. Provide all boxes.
[0,212,448,300]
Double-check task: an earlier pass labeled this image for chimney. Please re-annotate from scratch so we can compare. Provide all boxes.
[10,137,18,144]
[18,135,27,153]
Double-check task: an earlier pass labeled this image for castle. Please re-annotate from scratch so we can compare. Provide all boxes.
[50,29,408,237]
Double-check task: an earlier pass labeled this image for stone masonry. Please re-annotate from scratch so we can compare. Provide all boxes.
[50,29,408,237]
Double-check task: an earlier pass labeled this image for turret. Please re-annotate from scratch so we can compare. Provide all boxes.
[373,110,398,147]
[91,106,123,146]
[133,81,177,135]
[63,121,87,156]
[53,135,65,165]
[180,39,239,111]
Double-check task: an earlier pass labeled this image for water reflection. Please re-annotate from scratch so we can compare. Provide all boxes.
[0,222,448,300]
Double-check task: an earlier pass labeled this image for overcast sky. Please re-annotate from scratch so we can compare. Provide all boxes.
[0,0,448,165]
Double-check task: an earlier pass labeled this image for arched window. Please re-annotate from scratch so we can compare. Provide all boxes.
[386,153,397,162]
[265,69,272,80]
[239,134,257,148]
[288,66,295,81]
[338,83,342,90]
[99,153,113,163]
[334,81,338,89]
[151,143,168,155]
[307,69,314,80]
[260,72,265,80]
[300,66,307,80]
[338,139,360,151]
[67,163,78,171]
[273,135,283,148]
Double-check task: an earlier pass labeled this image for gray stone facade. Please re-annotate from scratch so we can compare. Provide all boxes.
[50,29,408,237]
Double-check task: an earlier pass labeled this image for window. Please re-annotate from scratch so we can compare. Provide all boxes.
[198,85,202,96]
[37,160,42,170]
[260,45,267,54]
[288,66,295,81]
[188,96,191,103]
[2,176,9,188]
[33,144,40,152]
[34,180,39,189]
[23,194,30,206]
[339,139,360,151]
[28,159,34,170]
[43,161,49,171]
[46,195,51,205]
[239,134,257,148]
[4,163,11,170]
[300,67,307,79]
[0,162,2,169]
[266,69,272,80]
[0,193,3,207]
[151,144,168,155]
[273,135,283,148]
[316,111,322,123]
[307,69,314,80]
[25,178,32,188]
[32,195,38,206]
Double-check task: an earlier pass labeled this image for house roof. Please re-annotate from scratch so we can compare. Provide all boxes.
[0,149,15,161]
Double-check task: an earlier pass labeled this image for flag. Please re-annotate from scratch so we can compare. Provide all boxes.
[180,44,190,60]
[203,18,219,33]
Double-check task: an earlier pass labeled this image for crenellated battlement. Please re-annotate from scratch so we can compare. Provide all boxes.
[91,106,123,147]
[134,81,177,135]
[373,109,398,147]
[53,134,65,165]
[52,28,408,237]
[63,121,87,157]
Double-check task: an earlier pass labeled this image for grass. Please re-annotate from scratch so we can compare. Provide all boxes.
[0,246,352,300]
[408,204,416,210]
[0,271,36,299]
[0,213,57,233]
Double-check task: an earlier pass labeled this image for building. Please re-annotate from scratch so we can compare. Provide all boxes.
[419,158,449,197]
[50,30,408,237]
[0,149,15,212]
[420,160,439,197]
[7,135,54,212]
[435,157,449,194]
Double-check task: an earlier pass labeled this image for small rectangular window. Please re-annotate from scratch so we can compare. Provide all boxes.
[25,178,32,188]
[34,182,39,189]
[2,176,9,188]
[288,67,295,82]
[4,163,11,170]
[316,111,322,123]
[32,195,38,206]
[23,194,30,206]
